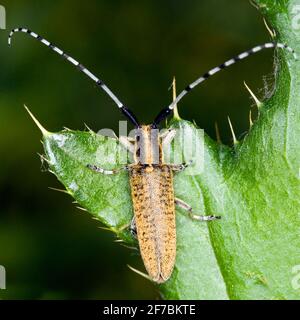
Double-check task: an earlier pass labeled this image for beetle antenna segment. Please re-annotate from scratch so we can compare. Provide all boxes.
[9,27,140,127]
[153,42,297,126]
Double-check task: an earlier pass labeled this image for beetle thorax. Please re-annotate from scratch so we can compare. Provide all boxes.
[134,125,163,165]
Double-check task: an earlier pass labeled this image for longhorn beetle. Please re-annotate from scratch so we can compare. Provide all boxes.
[9,27,296,283]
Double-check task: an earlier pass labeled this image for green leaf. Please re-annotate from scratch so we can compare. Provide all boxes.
[29,0,300,299]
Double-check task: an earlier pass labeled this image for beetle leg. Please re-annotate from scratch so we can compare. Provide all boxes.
[86,164,129,175]
[119,136,135,154]
[175,197,221,221]
[129,216,137,238]
[170,160,194,172]
[161,128,177,147]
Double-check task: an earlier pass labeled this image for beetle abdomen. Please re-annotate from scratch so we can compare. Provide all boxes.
[129,164,176,283]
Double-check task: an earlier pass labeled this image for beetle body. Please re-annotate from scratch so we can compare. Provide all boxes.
[129,125,176,283]
[9,27,295,283]
[130,164,176,283]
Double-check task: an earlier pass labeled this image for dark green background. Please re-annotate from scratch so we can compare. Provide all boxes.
[0,0,275,299]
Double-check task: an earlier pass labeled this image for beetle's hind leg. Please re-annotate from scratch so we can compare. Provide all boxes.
[129,217,137,238]
[175,198,221,221]
[86,164,129,175]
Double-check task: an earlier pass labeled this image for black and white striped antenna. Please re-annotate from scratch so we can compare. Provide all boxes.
[153,42,297,126]
[8,27,140,127]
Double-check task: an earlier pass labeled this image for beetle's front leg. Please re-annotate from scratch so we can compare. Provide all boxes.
[161,128,177,147]
[86,164,129,175]
[170,160,193,172]
[119,136,135,154]
[175,197,221,221]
